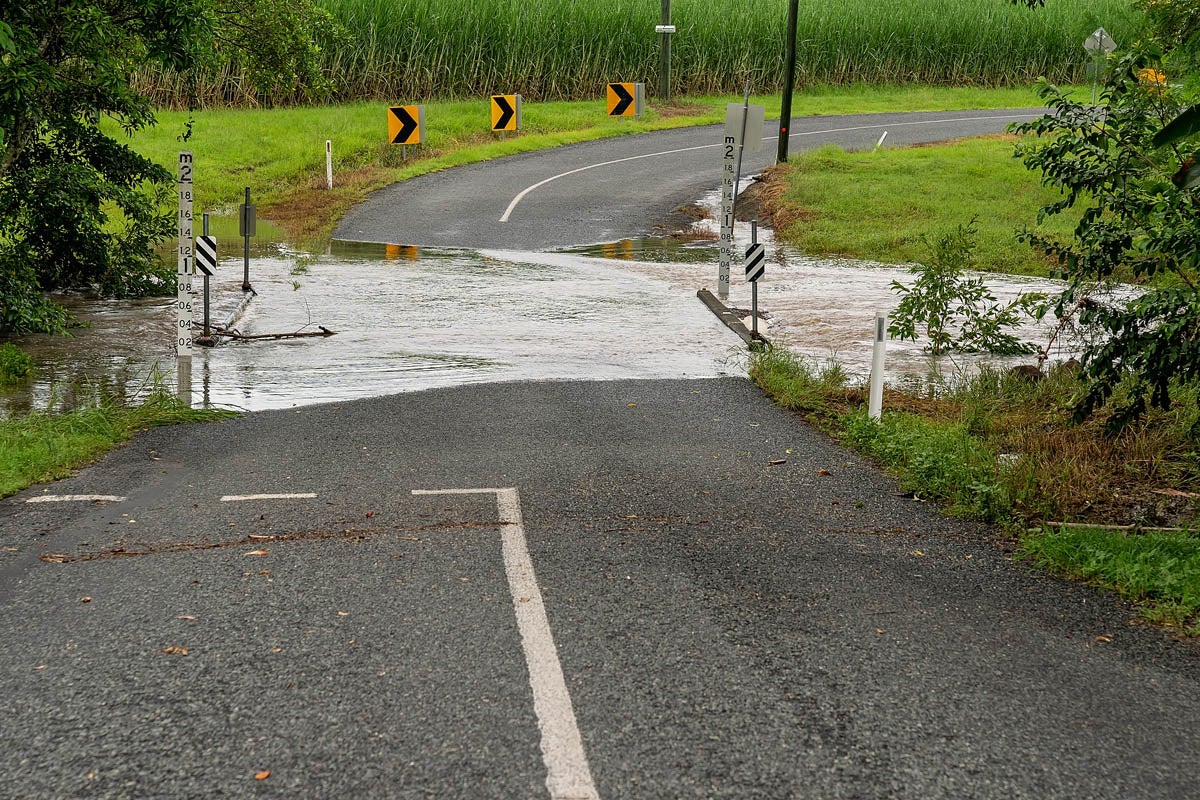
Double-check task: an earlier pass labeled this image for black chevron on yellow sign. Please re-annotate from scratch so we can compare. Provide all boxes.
[388,105,424,145]
[606,83,636,116]
[491,95,521,132]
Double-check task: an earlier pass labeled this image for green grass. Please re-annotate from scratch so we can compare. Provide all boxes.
[1020,526,1200,634]
[150,0,1143,104]
[0,384,236,498]
[768,135,1081,275]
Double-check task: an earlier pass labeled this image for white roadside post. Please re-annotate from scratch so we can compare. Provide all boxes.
[869,312,888,422]
[176,151,194,404]
[326,140,333,189]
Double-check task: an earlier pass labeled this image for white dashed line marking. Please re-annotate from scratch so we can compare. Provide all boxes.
[219,493,318,502]
[26,495,126,503]
[413,487,600,800]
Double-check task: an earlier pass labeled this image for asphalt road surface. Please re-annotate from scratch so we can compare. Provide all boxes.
[334,109,1045,250]
[2,380,1198,799]
[3,112,1199,798]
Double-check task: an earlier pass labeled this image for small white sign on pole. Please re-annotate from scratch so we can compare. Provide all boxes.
[1084,27,1117,54]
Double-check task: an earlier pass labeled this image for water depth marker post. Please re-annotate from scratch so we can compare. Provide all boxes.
[718,83,764,300]
[176,151,194,404]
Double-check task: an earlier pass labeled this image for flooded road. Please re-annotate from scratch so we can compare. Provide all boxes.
[1,210,1075,415]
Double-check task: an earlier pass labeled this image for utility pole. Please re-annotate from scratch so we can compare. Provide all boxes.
[777,0,799,163]
[659,0,672,101]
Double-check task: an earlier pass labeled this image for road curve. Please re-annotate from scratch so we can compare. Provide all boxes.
[333,109,1044,251]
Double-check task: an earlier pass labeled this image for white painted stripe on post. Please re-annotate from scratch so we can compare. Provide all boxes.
[26,495,126,504]
[414,488,600,800]
[219,493,318,502]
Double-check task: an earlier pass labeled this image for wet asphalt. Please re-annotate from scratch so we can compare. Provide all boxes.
[1,378,1198,798]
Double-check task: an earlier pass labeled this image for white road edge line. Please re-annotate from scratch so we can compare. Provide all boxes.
[413,487,600,800]
[498,112,1041,223]
[26,495,126,503]
[219,493,318,502]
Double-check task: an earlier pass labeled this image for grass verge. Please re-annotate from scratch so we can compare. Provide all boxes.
[0,384,236,499]
[1020,526,1200,636]
[760,135,1079,275]
[749,346,1200,633]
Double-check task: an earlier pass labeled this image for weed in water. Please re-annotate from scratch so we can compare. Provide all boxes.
[888,217,1046,355]
[0,344,34,385]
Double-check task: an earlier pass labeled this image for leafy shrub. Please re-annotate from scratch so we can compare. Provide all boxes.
[0,343,34,385]
[888,218,1044,356]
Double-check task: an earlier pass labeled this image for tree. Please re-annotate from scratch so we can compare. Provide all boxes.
[0,0,208,334]
[1011,6,1200,432]
[202,0,342,105]
[0,0,340,335]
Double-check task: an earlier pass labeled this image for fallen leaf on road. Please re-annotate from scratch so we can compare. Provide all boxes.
[80,596,92,603]
[244,549,270,557]
[163,646,189,656]
[33,665,46,671]
[248,534,274,541]
[817,469,831,476]
[43,554,70,563]
[875,628,885,635]
[912,550,925,557]
[1095,634,1114,644]
[769,459,788,466]
[255,771,271,781]
[337,611,349,617]
[177,616,197,621]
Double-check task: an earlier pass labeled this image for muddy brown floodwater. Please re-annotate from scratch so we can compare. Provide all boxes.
[1,209,1081,416]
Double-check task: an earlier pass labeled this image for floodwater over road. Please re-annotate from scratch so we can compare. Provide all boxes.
[1,218,1075,416]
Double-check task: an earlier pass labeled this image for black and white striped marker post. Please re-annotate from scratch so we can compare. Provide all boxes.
[745,220,766,337]
[196,229,217,341]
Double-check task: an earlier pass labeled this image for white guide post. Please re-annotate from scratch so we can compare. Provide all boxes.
[326,140,333,189]
[869,312,887,421]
